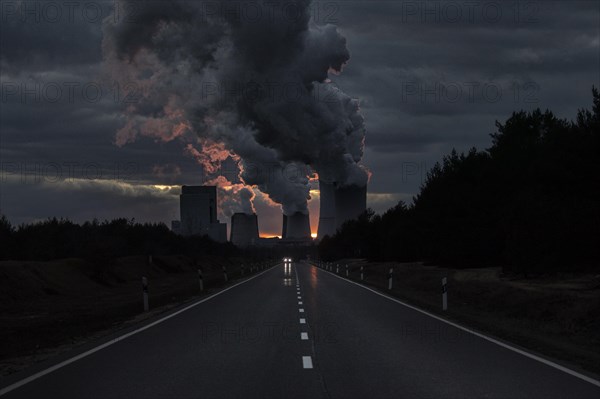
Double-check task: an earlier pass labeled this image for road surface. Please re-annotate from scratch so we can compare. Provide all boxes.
[1,261,599,398]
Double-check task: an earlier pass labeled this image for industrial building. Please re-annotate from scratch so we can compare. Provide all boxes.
[282,212,312,241]
[170,180,366,245]
[171,185,227,242]
[230,213,260,247]
[317,181,336,238]
[317,180,367,239]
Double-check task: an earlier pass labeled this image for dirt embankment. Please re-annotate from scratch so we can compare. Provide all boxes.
[325,259,600,375]
[0,255,256,376]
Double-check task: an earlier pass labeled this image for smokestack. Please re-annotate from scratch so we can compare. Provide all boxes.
[284,212,311,240]
[230,213,259,247]
[334,184,367,230]
[317,180,336,239]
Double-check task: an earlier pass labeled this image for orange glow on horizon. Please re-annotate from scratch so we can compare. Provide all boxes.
[258,232,318,239]
[260,234,281,239]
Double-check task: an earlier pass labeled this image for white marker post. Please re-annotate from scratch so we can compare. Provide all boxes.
[142,276,149,312]
[223,266,228,282]
[336,264,339,274]
[442,277,448,311]
[345,264,349,277]
[360,266,364,281]
[198,268,204,292]
[388,268,393,290]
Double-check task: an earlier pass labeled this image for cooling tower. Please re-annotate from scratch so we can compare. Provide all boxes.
[317,180,336,239]
[281,214,288,239]
[334,184,367,230]
[283,212,311,240]
[230,213,259,247]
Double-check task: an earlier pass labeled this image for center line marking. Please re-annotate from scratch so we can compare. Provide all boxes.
[301,332,309,340]
[302,356,313,369]
[297,296,301,299]
[299,308,304,312]
[298,301,303,305]
[300,318,306,324]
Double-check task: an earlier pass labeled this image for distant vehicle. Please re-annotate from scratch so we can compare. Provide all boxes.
[283,257,293,262]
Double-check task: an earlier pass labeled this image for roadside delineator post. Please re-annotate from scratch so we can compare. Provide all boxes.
[345,264,349,277]
[360,266,364,281]
[142,276,149,312]
[442,277,448,311]
[336,264,339,274]
[388,268,393,290]
[198,268,204,292]
[223,266,228,282]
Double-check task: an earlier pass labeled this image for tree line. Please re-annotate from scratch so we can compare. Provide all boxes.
[0,217,241,264]
[319,88,600,274]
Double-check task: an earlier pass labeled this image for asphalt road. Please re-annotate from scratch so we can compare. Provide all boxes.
[1,261,599,398]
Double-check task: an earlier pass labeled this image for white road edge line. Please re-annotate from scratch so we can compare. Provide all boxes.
[300,318,306,324]
[315,263,600,388]
[302,356,313,369]
[301,332,309,340]
[0,266,279,397]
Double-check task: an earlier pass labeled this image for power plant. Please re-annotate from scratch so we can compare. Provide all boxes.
[333,184,367,231]
[171,181,366,245]
[317,181,336,238]
[171,185,227,242]
[317,180,367,239]
[230,213,259,247]
[282,212,312,241]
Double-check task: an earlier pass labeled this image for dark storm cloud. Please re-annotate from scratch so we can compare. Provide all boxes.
[330,0,599,159]
[1,0,599,225]
[0,1,111,73]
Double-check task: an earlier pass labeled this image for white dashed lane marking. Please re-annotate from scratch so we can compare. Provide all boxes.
[300,318,306,324]
[299,308,304,313]
[301,332,309,340]
[302,356,313,369]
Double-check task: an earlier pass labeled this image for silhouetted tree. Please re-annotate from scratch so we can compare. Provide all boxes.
[320,87,600,274]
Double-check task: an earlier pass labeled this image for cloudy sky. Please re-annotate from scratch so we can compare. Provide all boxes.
[1,0,598,237]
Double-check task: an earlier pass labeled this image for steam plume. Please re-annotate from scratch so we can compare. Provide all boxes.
[102,0,368,215]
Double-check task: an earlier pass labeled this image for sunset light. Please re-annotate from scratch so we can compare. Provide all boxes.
[3,2,598,398]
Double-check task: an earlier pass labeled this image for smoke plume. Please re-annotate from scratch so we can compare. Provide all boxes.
[102,0,368,215]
